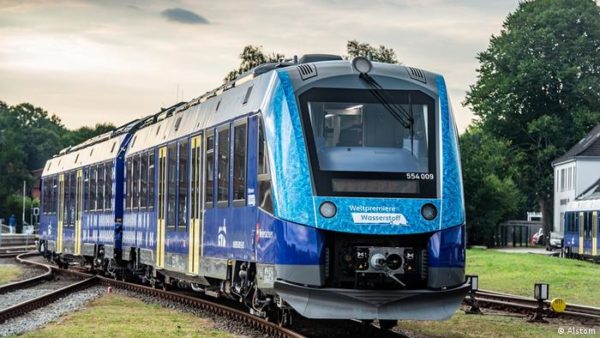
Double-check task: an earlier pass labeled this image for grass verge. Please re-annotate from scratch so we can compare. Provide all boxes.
[467,248,600,306]
[397,311,572,338]
[21,294,235,338]
[0,263,21,285]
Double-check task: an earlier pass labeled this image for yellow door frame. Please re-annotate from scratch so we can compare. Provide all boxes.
[188,136,202,274]
[579,212,584,255]
[593,211,598,257]
[156,147,167,268]
[57,174,64,253]
[75,170,83,255]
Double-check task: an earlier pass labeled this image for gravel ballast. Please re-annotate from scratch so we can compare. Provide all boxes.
[0,285,105,337]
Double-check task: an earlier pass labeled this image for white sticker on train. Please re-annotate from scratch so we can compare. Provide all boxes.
[351,213,408,226]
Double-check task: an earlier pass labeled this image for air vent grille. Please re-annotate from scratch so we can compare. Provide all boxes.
[407,67,427,83]
[297,64,318,80]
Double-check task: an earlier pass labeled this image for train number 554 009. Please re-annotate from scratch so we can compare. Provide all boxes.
[406,173,435,180]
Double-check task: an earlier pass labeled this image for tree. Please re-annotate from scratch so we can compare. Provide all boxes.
[346,40,399,63]
[0,100,115,222]
[460,127,523,246]
[224,45,285,83]
[62,123,115,147]
[464,0,600,243]
[224,41,399,83]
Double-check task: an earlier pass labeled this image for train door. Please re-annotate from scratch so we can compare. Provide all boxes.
[57,174,65,253]
[74,169,83,255]
[584,212,592,255]
[156,147,167,268]
[188,135,202,274]
[579,211,584,255]
[593,211,598,257]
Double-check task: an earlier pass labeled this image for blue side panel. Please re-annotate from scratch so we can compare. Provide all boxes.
[436,76,465,228]
[314,197,441,235]
[165,229,188,254]
[203,206,256,261]
[263,71,315,225]
[255,210,324,265]
[40,214,58,242]
[428,224,465,268]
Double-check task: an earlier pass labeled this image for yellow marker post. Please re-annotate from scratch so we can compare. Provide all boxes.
[550,298,567,313]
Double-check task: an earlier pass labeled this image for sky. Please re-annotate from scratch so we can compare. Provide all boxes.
[0,0,521,132]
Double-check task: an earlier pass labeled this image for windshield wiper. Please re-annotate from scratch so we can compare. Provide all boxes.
[359,73,414,130]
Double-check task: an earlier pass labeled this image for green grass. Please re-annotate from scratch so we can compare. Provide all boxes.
[467,248,600,306]
[0,263,21,285]
[398,311,569,338]
[21,294,235,338]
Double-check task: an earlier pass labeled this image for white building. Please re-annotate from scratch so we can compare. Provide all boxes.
[552,124,600,234]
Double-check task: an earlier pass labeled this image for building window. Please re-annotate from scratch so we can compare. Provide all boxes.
[233,122,247,205]
[217,126,230,207]
[178,140,188,230]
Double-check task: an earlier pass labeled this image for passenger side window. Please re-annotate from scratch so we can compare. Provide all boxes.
[205,132,215,208]
[233,121,247,206]
[178,140,188,231]
[217,126,230,208]
[105,163,113,210]
[141,152,148,209]
[133,156,140,210]
[82,169,89,212]
[148,152,155,210]
[90,167,96,211]
[126,159,132,210]
[167,143,177,230]
[97,165,105,211]
[257,118,273,213]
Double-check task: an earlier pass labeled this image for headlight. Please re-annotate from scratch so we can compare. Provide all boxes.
[352,57,372,74]
[421,203,437,220]
[319,201,337,218]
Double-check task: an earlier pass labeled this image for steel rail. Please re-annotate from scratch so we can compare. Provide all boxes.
[0,254,53,295]
[0,276,98,324]
[469,289,600,323]
[16,253,306,338]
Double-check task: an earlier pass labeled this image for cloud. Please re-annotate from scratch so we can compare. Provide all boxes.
[160,8,208,25]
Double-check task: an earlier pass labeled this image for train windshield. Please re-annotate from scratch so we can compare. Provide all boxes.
[299,88,437,197]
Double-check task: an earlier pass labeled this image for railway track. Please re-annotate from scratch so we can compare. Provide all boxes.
[471,289,600,324]
[14,252,306,338]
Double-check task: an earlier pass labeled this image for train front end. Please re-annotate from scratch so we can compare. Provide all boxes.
[256,57,468,321]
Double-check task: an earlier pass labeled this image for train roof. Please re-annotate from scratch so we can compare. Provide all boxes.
[43,54,443,172]
[42,133,127,177]
[125,57,441,155]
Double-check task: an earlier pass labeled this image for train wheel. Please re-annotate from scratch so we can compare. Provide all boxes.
[275,308,293,327]
[378,320,397,331]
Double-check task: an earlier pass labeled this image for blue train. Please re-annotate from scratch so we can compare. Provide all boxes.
[563,197,599,260]
[39,55,468,328]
